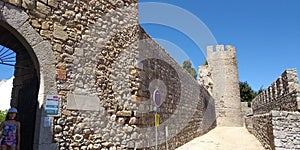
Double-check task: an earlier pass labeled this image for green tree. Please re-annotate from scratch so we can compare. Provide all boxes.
[239,81,258,107]
[257,86,264,94]
[0,110,7,123]
[182,60,197,79]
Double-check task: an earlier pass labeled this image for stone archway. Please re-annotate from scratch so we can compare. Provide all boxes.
[0,24,40,150]
[0,2,57,150]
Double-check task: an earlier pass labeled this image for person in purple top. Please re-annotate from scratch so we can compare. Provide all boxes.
[0,107,20,150]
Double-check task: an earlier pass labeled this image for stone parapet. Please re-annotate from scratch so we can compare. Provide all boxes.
[252,69,300,115]
[247,69,300,150]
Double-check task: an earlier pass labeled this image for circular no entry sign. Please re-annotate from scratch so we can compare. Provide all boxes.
[153,89,162,107]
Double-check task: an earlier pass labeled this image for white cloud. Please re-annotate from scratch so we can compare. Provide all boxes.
[0,77,13,110]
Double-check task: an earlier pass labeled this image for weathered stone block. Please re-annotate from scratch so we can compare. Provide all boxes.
[36,1,51,15]
[40,29,52,38]
[131,95,141,102]
[41,21,50,29]
[48,0,58,8]
[66,94,100,111]
[31,19,41,28]
[116,111,132,117]
[4,0,20,6]
[17,21,43,46]
[57,69,66,80]
[56,62,66,70]
[22,0,35,9]
[274,130,287,139]
[32,40,56,65]
[53,24,68,41]
[2,3,29,29]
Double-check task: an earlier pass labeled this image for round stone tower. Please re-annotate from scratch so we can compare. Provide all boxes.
[199,45,243,127]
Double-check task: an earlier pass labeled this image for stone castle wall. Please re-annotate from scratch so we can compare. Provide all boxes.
[249,111,300,150]
[252,69,300,114]
[241,102,252,117]
[199,45,243,126]
[250,113,274,149]
[271,111,300,149]
[247,69,300,150]
[0,0,216,149]
[135,29,217,149]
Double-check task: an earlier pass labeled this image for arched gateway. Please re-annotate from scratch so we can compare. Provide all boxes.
[0,2,57,150]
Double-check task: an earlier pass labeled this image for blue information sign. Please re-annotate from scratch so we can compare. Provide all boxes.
[153,89,162,107]
[45,95,60,115]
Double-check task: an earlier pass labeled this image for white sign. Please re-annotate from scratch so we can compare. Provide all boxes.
[43,117,52,127]
[45,95,60,115]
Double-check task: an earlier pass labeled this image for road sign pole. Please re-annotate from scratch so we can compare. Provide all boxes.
[155,112,158,150]
[165,126,169,150]
[153,89,161,150]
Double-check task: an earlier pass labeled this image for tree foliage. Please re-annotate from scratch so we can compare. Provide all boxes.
[0,110,7,123]
[257,86,264,94]
[182,60,197,79]
[239,81,258,107]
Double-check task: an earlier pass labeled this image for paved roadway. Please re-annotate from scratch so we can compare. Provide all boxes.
[176,127,264,150]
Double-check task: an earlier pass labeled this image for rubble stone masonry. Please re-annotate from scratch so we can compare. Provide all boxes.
[0,0,216,149]
[247,69,300,150]
[252,69,300,114]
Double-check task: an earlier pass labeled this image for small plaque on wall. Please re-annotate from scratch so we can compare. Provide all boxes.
[43,117,52,127]
[66,94,100,111]
[45,95,60,115]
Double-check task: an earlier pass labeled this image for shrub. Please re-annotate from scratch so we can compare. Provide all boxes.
[0,110,7,123]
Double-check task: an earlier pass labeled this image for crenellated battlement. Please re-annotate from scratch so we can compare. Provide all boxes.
[252,69,300,115]
[207,45,236,52]
[247,69,300,150]
[207,45,236,60]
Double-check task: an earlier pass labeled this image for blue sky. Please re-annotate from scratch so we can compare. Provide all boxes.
[0,45,15,80]
[0,0,299,92]
[139,0,300,91]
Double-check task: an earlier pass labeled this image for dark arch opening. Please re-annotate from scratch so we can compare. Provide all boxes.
[0,21,40,150]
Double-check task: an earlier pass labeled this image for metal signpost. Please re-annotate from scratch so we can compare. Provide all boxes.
[165,126,169,150]
[153,89,162,150]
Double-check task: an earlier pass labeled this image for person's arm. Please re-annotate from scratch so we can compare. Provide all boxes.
[0,121,3,129]
[0,121,4,137]
[17,121,21,150]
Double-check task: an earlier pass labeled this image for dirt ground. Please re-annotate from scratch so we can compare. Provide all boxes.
[176,127,264,150]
